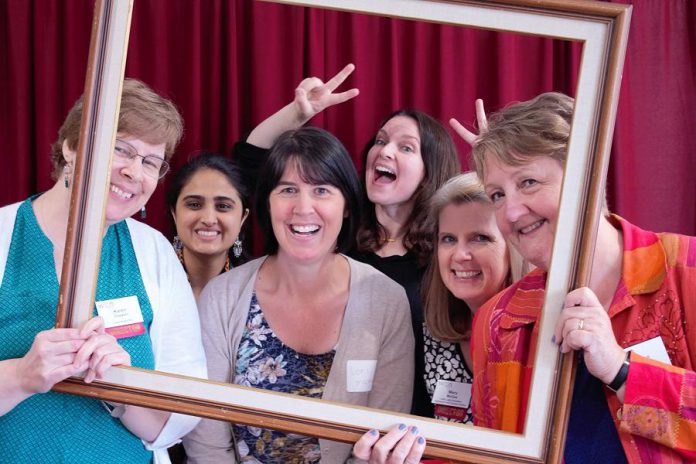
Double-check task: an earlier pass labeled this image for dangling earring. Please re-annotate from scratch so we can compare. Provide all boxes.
[140,206,147,219]
[173,235,183,252]
[64,164,71,188]
[173,235,184,265]
[232,238,243,258]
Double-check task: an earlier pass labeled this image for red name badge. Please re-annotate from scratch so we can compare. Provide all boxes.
[105,322,145,339]
[95,296,145,339]
[434,404,468,421]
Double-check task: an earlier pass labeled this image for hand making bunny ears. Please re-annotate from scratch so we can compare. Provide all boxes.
[293,63,360,123]
[449,98,488,147]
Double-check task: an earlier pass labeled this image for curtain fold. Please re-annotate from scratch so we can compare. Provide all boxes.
[1,0,693,241]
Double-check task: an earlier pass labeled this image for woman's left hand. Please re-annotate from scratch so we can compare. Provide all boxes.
[292,63,359,123]
[553,287,626,385]
[353,424,425,464]
[73,316,131,383]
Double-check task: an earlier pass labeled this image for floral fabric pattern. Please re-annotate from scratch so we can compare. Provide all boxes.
[233,294,334,463]
[422,325,473,423]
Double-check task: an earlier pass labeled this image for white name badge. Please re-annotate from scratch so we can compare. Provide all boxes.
[625,336,672,365]
[347,360,377,393]
[432,379,472,409]
[95,296,145,339]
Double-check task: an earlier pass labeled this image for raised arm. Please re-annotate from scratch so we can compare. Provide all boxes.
[247,63,359,148]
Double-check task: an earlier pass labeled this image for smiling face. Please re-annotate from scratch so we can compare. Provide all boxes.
[365,115,426,208]
[483,155,564,270]
[107,136,166,225]
[437,201,509,310]
[172,168,248,259]
[269,162,347,263]
[62,135,165,226]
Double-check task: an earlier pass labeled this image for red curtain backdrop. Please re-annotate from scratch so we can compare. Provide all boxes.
[609,0,696,235]
[1,0,694,246]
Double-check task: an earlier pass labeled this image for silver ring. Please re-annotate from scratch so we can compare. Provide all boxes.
[577,319,585,330]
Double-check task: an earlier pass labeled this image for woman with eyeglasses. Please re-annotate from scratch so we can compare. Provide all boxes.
[465,93,696,462]
[0,79,206,463]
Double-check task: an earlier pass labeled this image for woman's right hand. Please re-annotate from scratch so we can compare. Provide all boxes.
[246,63,360,148]
[353,424,426,464]
[14,327,87,395]
[1,317,119,416]
[449,98,488,148]
[291,63,360,124]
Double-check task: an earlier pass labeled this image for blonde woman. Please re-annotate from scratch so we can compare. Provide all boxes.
[353,172,526,462]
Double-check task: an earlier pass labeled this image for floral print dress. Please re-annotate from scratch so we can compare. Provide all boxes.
[233,294,335,463]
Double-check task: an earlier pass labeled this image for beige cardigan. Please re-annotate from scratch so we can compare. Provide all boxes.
[184,255,415,463]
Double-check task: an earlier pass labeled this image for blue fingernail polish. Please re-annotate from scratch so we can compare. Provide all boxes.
[551,335,556,343]
[418,437,425,445]
[370,429,378,436]
[398,423,406,431]
[411,426,418,434]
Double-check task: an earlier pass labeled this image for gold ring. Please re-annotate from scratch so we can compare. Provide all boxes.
[577,319,585,330]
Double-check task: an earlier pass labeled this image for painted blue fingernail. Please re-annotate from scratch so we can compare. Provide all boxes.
[398,423,406,431]
[551,335,556,344]
[411,426,418,434]
[418,437,425,445]
[370,429,378,436]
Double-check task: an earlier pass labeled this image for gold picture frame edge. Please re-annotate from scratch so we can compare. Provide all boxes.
[53,0,632,462]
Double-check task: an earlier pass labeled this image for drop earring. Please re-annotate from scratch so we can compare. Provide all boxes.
[232,238,243,258]
[173,235,183,253]
[172,235,184,267]
[140,206,147,219]
[64,164,71,188]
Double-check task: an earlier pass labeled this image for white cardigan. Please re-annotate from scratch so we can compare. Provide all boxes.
[0,201,207,464]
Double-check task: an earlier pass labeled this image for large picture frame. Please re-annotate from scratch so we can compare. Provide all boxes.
[53,0,631,462]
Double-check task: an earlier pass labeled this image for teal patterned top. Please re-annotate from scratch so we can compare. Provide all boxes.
[0,198,155,463]
[233,293,335,463]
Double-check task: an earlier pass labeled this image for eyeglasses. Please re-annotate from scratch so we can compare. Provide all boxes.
[112,139,170,179]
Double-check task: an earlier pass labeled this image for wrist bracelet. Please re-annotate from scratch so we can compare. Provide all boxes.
[607,352,631,392]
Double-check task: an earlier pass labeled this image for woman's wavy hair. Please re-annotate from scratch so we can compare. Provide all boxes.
[471,92,574,180]
[356,109,461,265]
[470,92,609,216]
